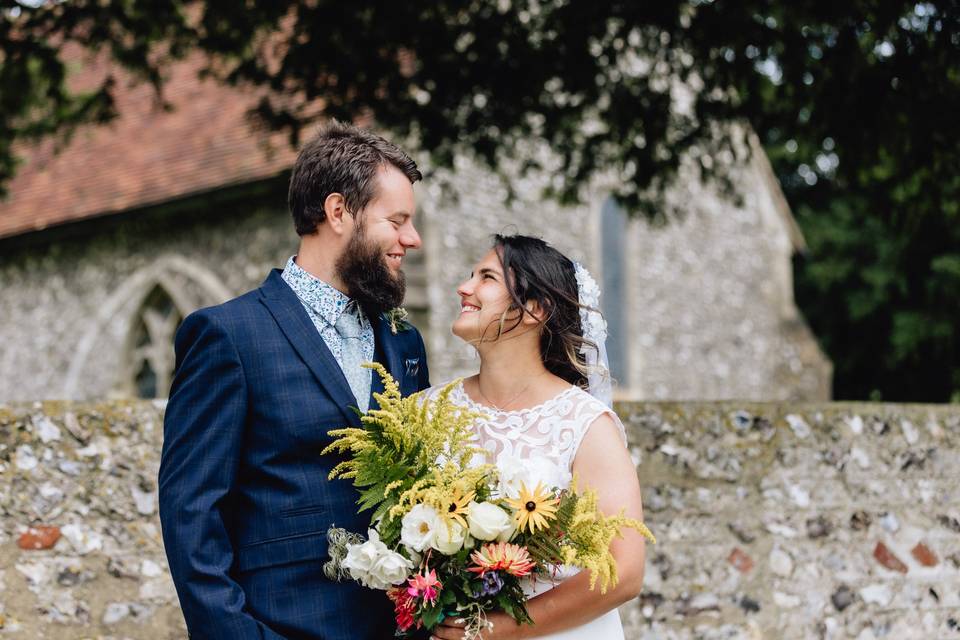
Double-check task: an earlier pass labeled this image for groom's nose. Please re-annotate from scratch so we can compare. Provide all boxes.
[400,222,422,250]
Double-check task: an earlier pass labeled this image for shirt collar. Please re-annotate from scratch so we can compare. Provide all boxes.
[280,256,369,329]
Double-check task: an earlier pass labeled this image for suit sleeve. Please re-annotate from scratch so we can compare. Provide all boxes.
[414,327,431,390]
[158,310,286,640]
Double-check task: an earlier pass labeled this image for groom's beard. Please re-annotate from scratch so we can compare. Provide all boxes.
[336,227,406,316]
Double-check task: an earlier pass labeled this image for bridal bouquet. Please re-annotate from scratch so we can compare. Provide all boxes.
[322,364,655,638]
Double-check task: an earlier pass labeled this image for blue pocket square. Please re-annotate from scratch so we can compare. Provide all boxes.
[404,358,420,377]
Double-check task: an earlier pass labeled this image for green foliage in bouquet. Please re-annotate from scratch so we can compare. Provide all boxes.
[516,476,657,594]
[322,363,493,547]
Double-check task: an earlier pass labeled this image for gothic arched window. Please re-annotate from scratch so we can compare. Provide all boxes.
[129,284,183,398]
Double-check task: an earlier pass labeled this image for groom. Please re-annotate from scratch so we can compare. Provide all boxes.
[159,121,430,639]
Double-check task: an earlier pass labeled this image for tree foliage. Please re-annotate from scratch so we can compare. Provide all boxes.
[2,0,958,399]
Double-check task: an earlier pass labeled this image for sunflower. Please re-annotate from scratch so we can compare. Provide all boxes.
[440,488,476,529]
[506,482,559,535]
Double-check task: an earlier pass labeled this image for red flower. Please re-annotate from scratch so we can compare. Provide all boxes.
[388,586,419,632]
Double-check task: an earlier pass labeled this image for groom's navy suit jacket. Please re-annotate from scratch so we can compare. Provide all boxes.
[159,269,430,640]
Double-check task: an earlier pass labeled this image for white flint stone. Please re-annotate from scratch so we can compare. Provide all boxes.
[822,617,840,638]
[76,442,102,457]
[15,562,53,589]
[788,484,810,507]
[139,575,177,601]
[57,459,83,475]
[879,512,900,533]
[773,591,801,608]
[688,593,720,611]
[14,445,38,471]
[47,590,87,624]
[60,523,103,555]
[925,419,944,439]
[764,522,799,538]
[33,416,62,443]
[867,480,885,495]
[770,548,795,577]
[846,415,864,435]
[850,447,871,469]
[102,602,131,625]
[39,482,63,500]
[131,485,157,515]
[785,414,811,438]
[900,419,919,445]
[859,583,893,606]
[140,559,163,578]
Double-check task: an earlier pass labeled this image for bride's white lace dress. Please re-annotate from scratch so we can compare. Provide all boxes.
[424,380,629,640]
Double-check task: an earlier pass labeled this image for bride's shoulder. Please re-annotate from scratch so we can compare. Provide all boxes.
[565,384,608,411]
[566,387,628,446]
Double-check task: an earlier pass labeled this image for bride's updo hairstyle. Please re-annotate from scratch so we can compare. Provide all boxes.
[490,234,598,388]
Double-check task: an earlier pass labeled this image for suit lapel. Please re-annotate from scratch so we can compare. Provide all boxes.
[371,311,404,386]
[258,270,361,425]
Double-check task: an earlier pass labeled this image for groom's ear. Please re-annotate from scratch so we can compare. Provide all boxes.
[324,193,350,235]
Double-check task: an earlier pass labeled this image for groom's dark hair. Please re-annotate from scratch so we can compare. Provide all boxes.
[288,120,422,235]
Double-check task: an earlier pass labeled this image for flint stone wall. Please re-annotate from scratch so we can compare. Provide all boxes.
[0,400,957,639]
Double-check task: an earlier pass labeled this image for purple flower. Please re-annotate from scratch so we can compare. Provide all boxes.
[478,571,504,596]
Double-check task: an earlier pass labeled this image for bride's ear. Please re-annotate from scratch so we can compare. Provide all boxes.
[522,299,547,325]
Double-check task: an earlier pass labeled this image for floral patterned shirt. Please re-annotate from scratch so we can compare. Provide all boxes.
[280,256,375,373]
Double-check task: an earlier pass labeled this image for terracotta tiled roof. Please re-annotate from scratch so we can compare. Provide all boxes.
[0,53,298,240]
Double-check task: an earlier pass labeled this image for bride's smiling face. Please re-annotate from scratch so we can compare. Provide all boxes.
[452,249,517,344]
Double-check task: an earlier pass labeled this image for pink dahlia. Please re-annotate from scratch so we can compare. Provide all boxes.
[468,542,535,577]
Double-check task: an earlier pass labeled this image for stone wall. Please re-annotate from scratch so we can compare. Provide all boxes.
[1,400,957,639]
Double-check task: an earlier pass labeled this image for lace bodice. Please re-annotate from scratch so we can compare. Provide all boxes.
[423,380,627,481]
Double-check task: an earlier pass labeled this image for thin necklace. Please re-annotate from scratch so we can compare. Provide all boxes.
[475,370,549,412]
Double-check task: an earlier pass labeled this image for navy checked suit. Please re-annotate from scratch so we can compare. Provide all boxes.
[159,269,430,639]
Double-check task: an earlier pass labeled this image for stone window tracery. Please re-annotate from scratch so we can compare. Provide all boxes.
[128,284,183,399]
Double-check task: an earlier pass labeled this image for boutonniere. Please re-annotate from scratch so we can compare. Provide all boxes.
[383,307,412,335]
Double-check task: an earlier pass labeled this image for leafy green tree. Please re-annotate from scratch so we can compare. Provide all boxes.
[1,0,957,399]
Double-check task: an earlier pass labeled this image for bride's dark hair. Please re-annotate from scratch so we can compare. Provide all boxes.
[488,234,598,388]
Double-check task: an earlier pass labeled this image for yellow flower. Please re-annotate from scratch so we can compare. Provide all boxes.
[506,482,559,535]
[441,488,476,529]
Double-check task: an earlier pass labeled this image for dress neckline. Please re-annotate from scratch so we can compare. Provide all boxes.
[453,380,579,417]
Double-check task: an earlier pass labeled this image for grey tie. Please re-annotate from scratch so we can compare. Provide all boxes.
[334,302,370,413]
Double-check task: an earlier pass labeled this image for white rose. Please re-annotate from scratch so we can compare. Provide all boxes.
[401,504,441,552]
[342,529,389,588]
[496,517,518,542]
[431,521,467,555]
[368,549,414,590]
[496,453,570,499]
[467,501,513,541]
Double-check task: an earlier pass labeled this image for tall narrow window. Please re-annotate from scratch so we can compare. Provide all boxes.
[129,285,183,398]
[600,197,629,386]
[401,222,429,346]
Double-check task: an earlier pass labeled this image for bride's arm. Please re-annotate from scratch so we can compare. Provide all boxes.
[433,414,646,640]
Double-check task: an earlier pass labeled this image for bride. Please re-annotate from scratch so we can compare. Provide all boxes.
[427,234,646,640]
